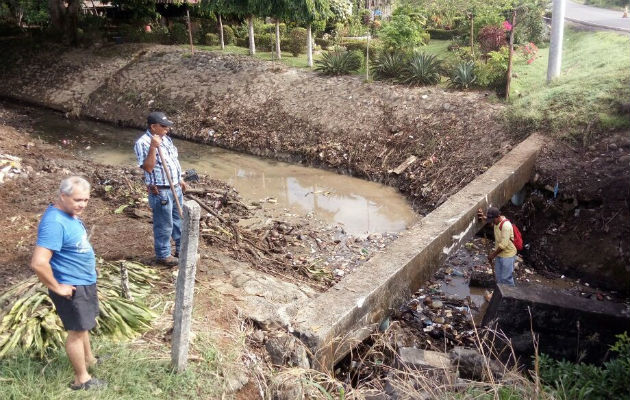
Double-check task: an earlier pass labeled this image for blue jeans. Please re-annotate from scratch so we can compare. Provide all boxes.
[494,256,515,286]
[149,186,183,259]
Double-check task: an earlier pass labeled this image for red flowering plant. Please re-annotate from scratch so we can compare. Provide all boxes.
[502,20,512,31]
[478,25,507,54]
[521,42,539,64]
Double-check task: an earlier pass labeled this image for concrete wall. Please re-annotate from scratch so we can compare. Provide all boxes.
[293,134,546,370]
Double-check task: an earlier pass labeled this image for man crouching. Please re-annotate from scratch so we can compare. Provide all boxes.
[30,176,106,391]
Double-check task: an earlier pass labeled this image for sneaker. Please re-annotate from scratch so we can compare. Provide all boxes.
[70,377,107,391]
[156,255,178,267]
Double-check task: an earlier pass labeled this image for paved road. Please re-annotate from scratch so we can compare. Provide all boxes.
[566,0,630,32]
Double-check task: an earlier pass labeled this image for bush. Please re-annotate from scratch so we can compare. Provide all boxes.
[403,52,442,85]
[427,28,457,40]
[204,33,219,46]
[343,39,367,53]
[287,27,307,56]
[256,33,274,51]
[315,37,331,50]
[372,51,407,81]
[380,13,428,51]
[449,61,476,89]
[478,25,507,54]
[169,22,188,44]
[475,47,508,92]
[315,50,362,75]
[539,333,630,400]
[236,37,248,48]
[222,25,235,45]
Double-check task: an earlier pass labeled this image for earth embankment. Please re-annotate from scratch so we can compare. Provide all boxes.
[0,42,514,215]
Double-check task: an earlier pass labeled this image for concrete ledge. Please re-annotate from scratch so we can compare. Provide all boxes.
[293,134,545,370]
[482,284,630,364]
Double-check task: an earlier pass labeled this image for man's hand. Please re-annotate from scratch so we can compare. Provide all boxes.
[180,181,187,193]
[477,208,486,221]
[150,134,162,148]
[54,283,76,299]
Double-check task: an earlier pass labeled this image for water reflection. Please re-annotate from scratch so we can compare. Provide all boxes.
[30,112,418,235]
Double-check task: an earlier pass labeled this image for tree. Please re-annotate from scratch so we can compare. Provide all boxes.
[48,0,81,44]
[264,0,291,60]
[199,0,233,49]
[289,0,330,67]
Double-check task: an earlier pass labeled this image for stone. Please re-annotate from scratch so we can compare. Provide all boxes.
[265,334,310,369]
[430,300,443,309]
[469,271,495,288]
[449,347,504,381]
[399,347,451,370]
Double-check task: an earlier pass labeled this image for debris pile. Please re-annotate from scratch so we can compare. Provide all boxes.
[0,153,27,184]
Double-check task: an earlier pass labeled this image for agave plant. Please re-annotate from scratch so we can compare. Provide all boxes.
[403,52,442,85]
[372,51,407,81]
[315,50,362,76]
[449,61,476,89]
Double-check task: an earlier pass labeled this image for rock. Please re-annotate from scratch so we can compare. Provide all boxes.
[449,347,504,381]
[609,143,618,150]
[223,369,249,393]
[249,329,265,344]
[469,271,495,288]
[430,300,443,309]
[433,316,445,324]
[399,347,451,369]
[132,209,152,219]
[618,154,630,165]
[265,334,310,369]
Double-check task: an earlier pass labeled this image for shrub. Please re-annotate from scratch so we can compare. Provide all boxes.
[222,25,235,45]
[343,39,367,53]
[169,22,188,44]
[521,42,539,64]
[427,28,456,40]
[514,7,548,45]
[475,47,508,92]
[403,52,442,85]
[478,25,507,54]
[539,333,630,400]
[372,51,407,81]
[236,37,248,48]
[315,37,331,50]
[287,27,307,56]
[315,50,362,75]
[204,33,219,46]
[380,13,428,51]
[449,61,476,89]
[256,33,274,51]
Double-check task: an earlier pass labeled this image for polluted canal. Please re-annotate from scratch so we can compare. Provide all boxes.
[29,109,417,236]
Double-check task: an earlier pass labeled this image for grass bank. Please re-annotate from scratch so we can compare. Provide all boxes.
[508,27,630,143]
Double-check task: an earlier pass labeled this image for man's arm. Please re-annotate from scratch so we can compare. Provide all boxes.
[140,135,163,173]
[31,246,75,298]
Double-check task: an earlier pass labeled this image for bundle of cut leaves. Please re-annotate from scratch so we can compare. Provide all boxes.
[0,260,159,359]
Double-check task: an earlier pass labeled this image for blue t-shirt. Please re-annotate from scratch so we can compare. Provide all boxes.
[36,205,96,285]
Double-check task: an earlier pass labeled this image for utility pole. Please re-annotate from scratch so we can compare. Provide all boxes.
[547,0,566,83]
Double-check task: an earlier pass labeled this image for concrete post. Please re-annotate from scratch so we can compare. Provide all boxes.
[547,0,566,83]
[171,200,201,372]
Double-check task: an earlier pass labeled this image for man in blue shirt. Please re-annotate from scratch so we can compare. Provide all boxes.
[134,111,186,267]
[31,176,106,391]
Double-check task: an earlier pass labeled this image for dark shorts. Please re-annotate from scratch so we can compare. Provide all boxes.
[49,284,99,331]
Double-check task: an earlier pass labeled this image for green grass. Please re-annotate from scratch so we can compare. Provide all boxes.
[194,44,321,69]
[508,27,630,143]
[421,39,460,64]
[0,337,223,400]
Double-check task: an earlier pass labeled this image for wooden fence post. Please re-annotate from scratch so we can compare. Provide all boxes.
[171,200,201,372]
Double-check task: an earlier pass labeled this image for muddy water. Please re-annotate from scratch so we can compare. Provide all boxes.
[29,111,418,235]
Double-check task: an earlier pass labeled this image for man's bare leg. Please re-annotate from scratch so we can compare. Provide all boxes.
[83,332,97,367]
[66,330,92,385]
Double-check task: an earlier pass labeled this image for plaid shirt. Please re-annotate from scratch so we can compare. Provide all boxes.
[134,130,182,186]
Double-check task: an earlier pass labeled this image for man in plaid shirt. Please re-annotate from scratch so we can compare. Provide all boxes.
[134,111,186,267]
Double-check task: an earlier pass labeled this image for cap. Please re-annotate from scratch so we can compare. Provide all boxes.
[147,111,173,127]
[486,206,500,220]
